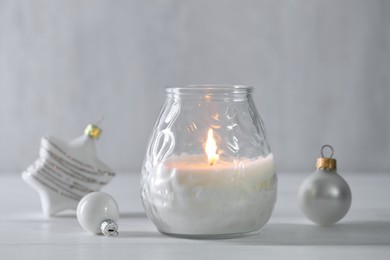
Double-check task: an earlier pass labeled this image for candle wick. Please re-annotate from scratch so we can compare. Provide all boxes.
[209,159,215,166]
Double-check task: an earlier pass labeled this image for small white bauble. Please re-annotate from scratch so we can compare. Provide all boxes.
[77,192,119,236]
[298,145,352,226]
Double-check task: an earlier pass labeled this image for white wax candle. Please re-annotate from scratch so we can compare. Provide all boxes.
[144,153,277,236]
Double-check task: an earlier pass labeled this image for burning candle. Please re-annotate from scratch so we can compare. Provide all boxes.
[144,128,277,236]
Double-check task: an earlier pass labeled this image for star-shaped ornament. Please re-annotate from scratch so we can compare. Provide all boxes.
[22,125,115,217]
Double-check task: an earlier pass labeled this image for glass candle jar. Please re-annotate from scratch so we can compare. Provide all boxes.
[141,85,277,238]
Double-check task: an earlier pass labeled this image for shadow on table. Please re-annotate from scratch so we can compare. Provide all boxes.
[118,231,164,239]
[221,221,390,246]
[120,212,148,219]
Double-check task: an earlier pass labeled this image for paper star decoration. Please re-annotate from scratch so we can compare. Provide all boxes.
[22,125,115,217]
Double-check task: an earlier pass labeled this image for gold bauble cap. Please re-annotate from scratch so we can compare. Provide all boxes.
[316,144,337,171]
[84,124,102,139]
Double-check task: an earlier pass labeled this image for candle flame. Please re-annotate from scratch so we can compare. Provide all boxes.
[205,128,219,166]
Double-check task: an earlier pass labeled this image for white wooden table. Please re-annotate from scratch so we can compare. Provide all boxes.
[1,172,389,259]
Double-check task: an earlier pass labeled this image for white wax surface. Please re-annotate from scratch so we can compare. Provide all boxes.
[142,153,277,236]
[161,154,275,188]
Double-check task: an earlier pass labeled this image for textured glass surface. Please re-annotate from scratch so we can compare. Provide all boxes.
[141,85,277,238]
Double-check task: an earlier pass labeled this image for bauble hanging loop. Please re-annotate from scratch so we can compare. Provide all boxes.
[298,145,352,226]
[316,144,337,171]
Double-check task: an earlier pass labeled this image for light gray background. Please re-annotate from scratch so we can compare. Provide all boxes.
[0,0,389,173]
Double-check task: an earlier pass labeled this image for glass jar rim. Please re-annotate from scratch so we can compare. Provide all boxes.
[166,85,253,94]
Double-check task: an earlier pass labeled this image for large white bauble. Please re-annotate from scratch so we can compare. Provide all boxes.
[298,169,352,226]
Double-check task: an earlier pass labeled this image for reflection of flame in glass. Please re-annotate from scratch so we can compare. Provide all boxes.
[211,113,220,120]
[205,128,219,166]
